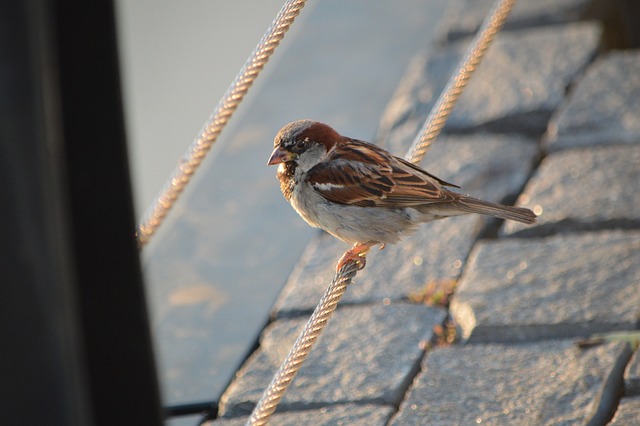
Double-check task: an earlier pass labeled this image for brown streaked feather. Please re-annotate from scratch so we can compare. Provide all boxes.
[276,162,296,201]
[453,196,537,224]
[306,138,460,208]
[395,156,460,188]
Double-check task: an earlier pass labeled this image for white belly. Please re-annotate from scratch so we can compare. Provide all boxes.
[289,184,418,245]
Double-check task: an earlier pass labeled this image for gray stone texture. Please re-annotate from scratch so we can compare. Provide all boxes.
[503,145,640,237]
[377,22,601,145]
[209,404,394,426]
[609,396,640,424]
[218,303,446,417]
[546,50,640,151]
[451,230,640,343]
[391,341,631,426]
[439,0,592,42]
[273,134,537,315]
[626,350,640,397]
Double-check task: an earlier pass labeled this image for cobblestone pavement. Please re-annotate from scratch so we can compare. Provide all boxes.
[208,0,640,424]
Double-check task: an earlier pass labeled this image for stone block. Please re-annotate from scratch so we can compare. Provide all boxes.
[546,51,640,151]
[218,303,446,417]
[378,23,601,142]
[451,230,640,343]
[609,396,640,424]
[390,340,631,425]
[438,0,592,42]
[503,145,640,237]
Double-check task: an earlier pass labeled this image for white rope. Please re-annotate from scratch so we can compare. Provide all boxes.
[406,0,516,164]
[246,1,516,424]
[247,262,360,426]
[137,0,308,246]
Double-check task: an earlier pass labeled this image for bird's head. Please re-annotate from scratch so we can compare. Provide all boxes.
[268,120,341,173]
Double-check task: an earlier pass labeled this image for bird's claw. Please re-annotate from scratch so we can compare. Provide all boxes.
[336,253,366,272]
[335,243,373,273]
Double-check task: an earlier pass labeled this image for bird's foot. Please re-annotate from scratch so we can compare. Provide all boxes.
[336,242,375,272]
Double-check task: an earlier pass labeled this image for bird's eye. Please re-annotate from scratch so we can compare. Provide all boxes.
[296,140,306,149]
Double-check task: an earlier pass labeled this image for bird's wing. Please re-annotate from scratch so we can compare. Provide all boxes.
[306,139,459,208]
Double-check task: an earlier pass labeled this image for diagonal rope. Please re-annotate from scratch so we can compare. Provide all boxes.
[247,1,515,424]
[247,261,360,426]
[137,0,308,246]
[406,0,515,164]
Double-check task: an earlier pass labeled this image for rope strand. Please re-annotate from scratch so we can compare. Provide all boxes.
[246,261,361,426]
[137,0,308,246]
[406,0,515,164]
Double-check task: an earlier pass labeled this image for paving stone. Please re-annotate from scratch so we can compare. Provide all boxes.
[546,51,640,151]
[378,22,601,143]
[218,303,445,417]
[625,350,640,397]
[503,145,640,237]
[451,230,640,343]
[273,134,538,315]
[208,404,394,425]
[609,396,640,424]
[390,340,631,425]
[438,0,592,42]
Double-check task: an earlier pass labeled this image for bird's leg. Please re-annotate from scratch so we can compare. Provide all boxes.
[336,241,377,272]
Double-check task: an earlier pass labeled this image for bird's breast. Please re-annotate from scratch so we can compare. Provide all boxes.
[276,163,296,201]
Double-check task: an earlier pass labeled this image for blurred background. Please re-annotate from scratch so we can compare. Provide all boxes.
[115,0,286,216]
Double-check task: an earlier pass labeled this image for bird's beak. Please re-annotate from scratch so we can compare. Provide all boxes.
[267,146,295,165]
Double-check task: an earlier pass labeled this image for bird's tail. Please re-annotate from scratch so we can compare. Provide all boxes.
[454,195,537,224]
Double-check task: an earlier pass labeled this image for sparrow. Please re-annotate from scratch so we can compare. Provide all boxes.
[268,120,536,271]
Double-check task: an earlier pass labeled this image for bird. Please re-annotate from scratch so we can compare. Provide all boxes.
[267,120,536,271]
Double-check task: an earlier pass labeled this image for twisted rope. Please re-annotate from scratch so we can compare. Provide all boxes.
[247,1,515,424]
[247,261,361,426]
[137,0,308,246]
[406,0,515,164]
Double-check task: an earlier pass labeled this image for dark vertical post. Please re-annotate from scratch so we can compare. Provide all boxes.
[0,2,92,424]
[0,0,164,424]
[50,0,164,424]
